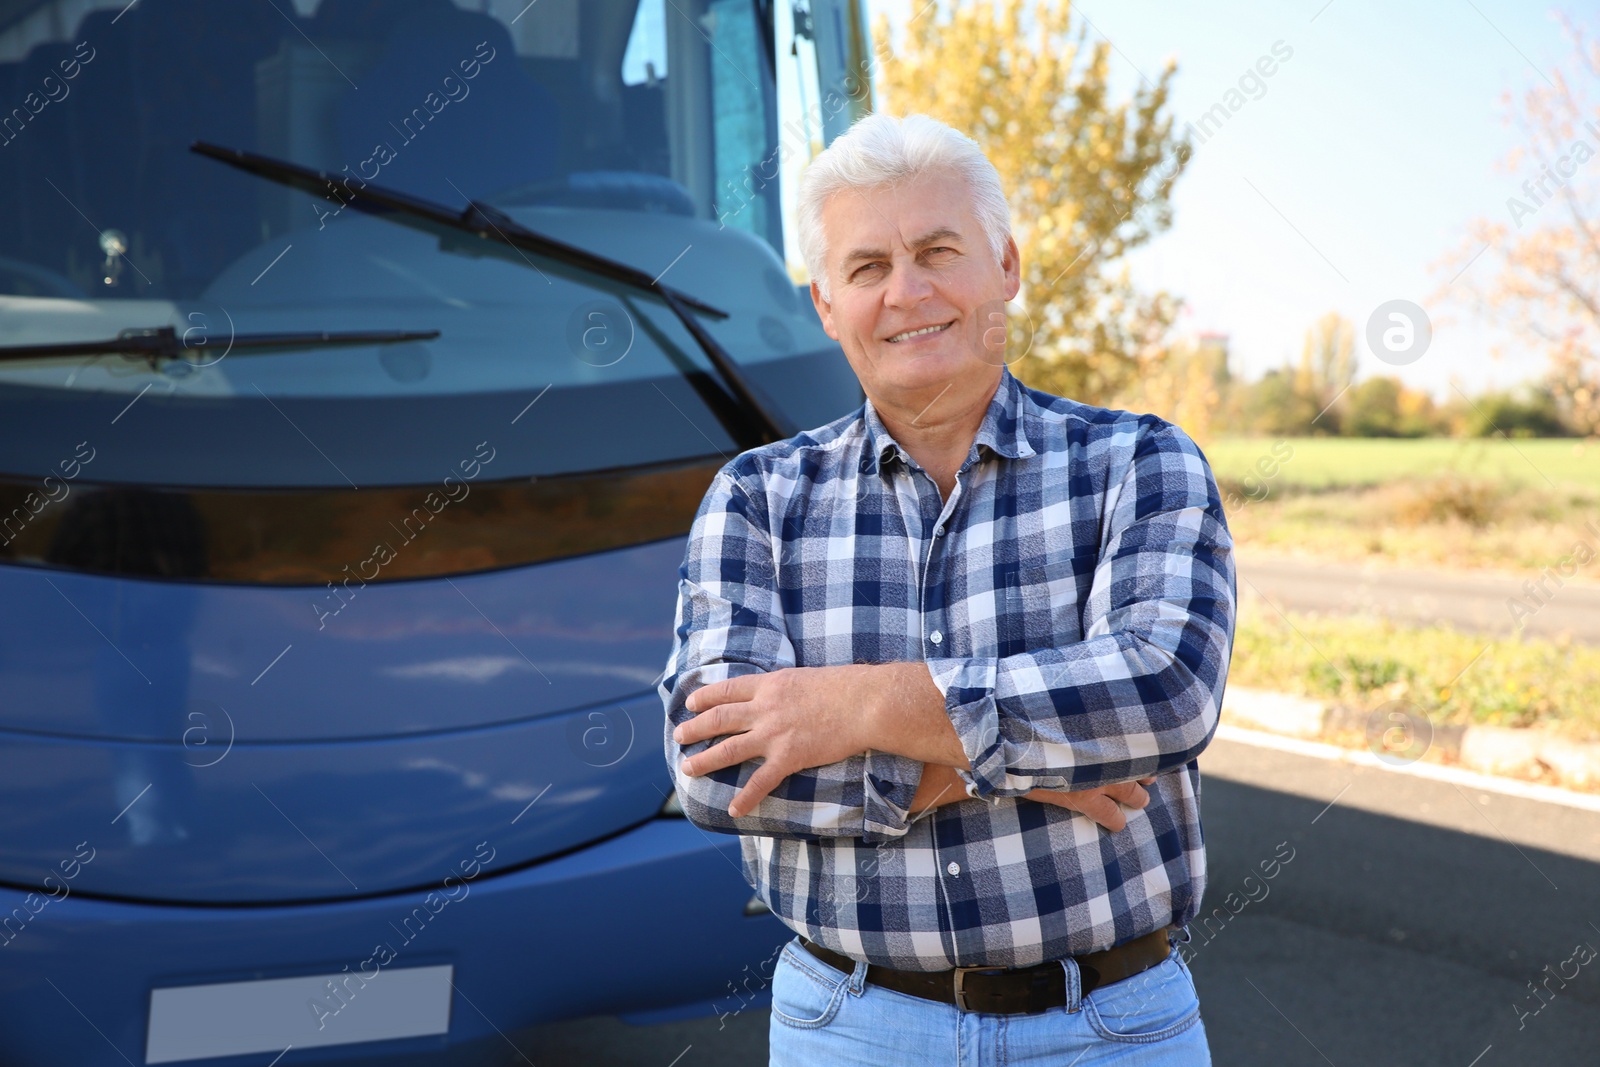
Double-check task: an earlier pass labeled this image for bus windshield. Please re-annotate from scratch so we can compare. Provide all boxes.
[0,0,859,487]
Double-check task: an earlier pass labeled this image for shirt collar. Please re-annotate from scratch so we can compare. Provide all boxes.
[859,366,1037,476]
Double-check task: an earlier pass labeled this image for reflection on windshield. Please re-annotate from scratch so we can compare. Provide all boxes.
[184,138,799,445]
[0,0,860,489]
[0,0,780,303]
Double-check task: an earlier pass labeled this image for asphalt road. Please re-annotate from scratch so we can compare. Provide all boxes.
[502,734,1600,1066]
[1236,553,1600,644]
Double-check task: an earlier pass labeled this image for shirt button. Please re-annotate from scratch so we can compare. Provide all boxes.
[935,524,945,536]
[929,630,943,645]
[946,861,961,876]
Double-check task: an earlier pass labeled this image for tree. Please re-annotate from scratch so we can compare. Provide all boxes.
[1110,330,1229,444]
[1464,386,1572,437]
[1229,313,1358,435]
[1294,311,1357,435]
[872,0,1190,403]
[1342,376,1446,437]
[1343,377,1405,437]
[1436,12,1599,437]
[1239,368,1308,436]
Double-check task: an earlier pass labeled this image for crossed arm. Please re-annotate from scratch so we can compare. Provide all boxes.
[675,661,1154,829]
[659,421,1236,844]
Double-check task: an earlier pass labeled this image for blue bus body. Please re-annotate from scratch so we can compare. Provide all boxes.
[0,0,873,1062]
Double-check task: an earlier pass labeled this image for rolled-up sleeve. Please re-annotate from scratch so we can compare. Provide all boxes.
[925,421,1236,798]
[660,466,924,843]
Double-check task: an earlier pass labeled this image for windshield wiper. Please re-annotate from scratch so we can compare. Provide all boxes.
[189,140,797,450]
[0,326,440,368]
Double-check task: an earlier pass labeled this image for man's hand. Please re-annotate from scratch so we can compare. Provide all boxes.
[1025,778,1155,832]
[675,666,882,817]
[912,763,1156,832]
[677,661,972,816]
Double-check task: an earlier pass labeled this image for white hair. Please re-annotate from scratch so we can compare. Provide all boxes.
[796,112,1013,302]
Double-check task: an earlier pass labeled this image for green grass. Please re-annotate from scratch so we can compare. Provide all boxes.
[1204,437,1600,493]
[1232,604,1600,743]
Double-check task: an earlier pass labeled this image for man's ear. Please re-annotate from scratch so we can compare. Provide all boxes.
[1000,235,1022,302]
[810,280,840,341]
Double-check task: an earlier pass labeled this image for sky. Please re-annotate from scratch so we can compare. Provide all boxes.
[864,0,1590,399]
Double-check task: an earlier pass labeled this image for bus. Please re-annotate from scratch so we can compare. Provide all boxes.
[0,1,873,1063]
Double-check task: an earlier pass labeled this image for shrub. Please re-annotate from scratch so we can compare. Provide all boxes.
[1467,387,1572,438]
[1390,475,1506,527]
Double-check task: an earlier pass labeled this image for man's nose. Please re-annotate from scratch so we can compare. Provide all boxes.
[883,258,935,308]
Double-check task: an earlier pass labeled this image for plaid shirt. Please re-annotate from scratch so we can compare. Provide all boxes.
[659,365,1236,971]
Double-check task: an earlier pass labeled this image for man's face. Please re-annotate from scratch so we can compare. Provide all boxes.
[810,168,1020,408]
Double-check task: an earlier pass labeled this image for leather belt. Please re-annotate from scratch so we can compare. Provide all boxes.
[798,926,1175,1015]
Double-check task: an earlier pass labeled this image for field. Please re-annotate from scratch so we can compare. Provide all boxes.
[1202,437,1600,572]
[1203,437,1600,492]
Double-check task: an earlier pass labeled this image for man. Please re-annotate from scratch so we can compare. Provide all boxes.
[659,112,1235,1065]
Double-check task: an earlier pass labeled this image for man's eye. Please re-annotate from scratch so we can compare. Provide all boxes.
[853,263,885,278]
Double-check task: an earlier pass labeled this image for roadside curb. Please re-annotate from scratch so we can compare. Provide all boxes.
[1221,686,1600,793]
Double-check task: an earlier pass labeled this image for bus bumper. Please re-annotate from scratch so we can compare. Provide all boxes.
[0,817,785,1066]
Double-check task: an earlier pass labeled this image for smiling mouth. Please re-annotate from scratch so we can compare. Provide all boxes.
[886,321,954,344]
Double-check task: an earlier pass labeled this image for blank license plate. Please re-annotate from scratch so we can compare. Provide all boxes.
[145,963,453,1064]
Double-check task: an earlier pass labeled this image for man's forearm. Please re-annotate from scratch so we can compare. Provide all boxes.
[862,662,971,768]
[909,761,971,812]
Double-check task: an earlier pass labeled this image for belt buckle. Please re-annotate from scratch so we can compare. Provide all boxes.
[952,964,1004,1013]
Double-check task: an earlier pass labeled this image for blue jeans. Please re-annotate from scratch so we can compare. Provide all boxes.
[768,937,1211,1066]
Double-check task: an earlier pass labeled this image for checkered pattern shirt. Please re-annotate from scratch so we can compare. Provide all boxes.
[659,365,1236,971]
